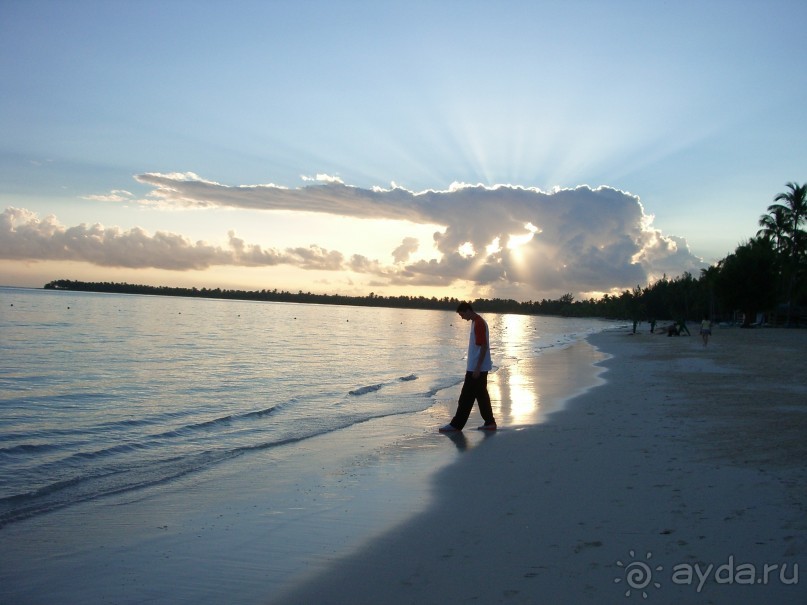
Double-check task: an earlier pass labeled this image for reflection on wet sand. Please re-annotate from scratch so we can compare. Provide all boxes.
[491,337,606,427]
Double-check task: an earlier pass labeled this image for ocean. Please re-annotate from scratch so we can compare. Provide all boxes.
[0,286,612,530]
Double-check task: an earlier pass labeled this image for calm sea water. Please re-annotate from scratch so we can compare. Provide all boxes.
[0,287,610,528]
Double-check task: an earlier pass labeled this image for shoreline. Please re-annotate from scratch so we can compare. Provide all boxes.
[0,337,606,604]
[274,327,807,604]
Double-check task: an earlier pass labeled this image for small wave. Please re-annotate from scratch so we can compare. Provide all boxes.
[160,403,285,433]
[150,415,233,440]
[0,443,61,457]
[194,416,233,429]
[69,441,149,461]
[349,383,384,396]
[240,404,281,419]
[94,416,164,431]
[349,374,418,396]
[424,375,465,398]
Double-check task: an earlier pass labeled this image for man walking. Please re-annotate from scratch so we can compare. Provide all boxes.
[440,302,497,432]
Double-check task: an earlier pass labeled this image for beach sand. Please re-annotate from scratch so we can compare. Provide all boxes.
[274,327,807,605]
[2,327,805,604]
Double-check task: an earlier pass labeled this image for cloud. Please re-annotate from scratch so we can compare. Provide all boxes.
[3,174,707,298]
[0,207,227,270]
[133,172,429,221]
[129,173,706,295]
[392,237,419,263]
[81,190,135,203]
[300,173,345,185]
[0,207,347,273]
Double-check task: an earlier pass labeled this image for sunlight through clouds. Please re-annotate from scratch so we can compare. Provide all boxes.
[1,0,805,300]
[1,174,706,300]
[458,242,475,258]
[506,223,539,250]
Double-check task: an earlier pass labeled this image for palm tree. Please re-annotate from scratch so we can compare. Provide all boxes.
[762,182,807,324]
[769,182,807,244]
[757,205,791,255]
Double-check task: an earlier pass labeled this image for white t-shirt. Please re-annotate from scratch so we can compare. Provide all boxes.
[467,316,493,372]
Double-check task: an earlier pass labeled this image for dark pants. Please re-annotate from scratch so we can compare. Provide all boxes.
[450,371,495,429]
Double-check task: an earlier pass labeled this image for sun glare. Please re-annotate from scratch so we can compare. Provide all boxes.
[486,237,502,255]
[458,241,475,258]
[506,222,540,250]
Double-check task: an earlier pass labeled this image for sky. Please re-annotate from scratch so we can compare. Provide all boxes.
[2,0,806,301]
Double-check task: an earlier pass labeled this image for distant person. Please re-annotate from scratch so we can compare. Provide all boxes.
[440,302,497,432]
[649,318,657,333]
[700,316,712,347]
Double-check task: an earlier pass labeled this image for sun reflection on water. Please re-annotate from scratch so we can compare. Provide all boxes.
[505,364,540,425]
[493,314,543,425]
[489,313,607,428]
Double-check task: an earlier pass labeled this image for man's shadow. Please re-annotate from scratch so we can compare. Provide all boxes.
[442,428,497,451]
[442,431,469,451]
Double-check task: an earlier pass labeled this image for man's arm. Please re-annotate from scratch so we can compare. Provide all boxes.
[473,317,488,377]
[473,342,488,377]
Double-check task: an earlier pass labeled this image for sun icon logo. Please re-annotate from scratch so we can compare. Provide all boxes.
[614,550,663,598]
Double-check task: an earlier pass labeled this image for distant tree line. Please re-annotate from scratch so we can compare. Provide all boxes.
[44,183,806,325]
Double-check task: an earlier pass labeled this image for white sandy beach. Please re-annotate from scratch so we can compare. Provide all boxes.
[2,326,805,605]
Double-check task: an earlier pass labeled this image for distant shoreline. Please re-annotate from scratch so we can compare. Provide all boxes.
[40,278,607,318]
